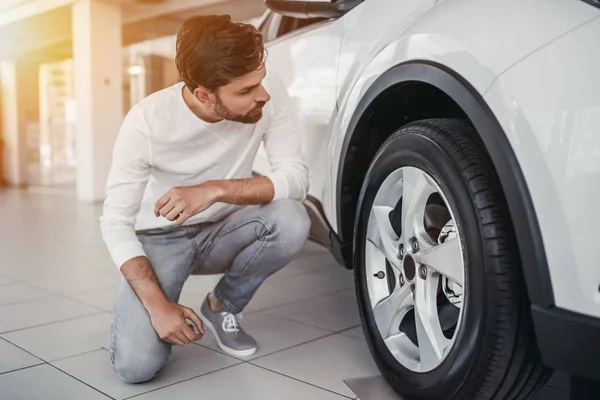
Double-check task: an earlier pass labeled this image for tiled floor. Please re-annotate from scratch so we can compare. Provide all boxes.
[0,189,571,399]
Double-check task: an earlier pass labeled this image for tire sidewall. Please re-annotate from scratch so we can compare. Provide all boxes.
[354,129,488,397]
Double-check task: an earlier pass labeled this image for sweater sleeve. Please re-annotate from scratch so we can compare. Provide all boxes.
[263,72,309,202]
[99,106,152,271]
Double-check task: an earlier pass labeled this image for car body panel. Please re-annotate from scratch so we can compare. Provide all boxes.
[325,0,600,319]
[328,0,597,228]
[485,15,600,318]
[255,0,600,318]
[255,18,344,201]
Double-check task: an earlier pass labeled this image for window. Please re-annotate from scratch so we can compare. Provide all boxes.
[258,10,328,43]
[277,16,328,38]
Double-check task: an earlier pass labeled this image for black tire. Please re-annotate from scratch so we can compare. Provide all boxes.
[353,118,551,400]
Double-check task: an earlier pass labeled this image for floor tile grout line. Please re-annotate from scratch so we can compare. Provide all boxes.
[336,326,365,339]
[0,293,58,309]
[0,278,116,315]
[250,363,355,399]
[48,362,117,400]
[0,273,28,286]
[52,290,117,314]
[5,278,118,310]
[247,324,366,363]
[0,310,108,335]
[0,362,46,377]
[50,347,110,363]
[31,284,118,301]
[245,287,355,316]
[203,329,343,363]
[0,268,117,286]
[249,330,340,361]
[122,362,244,400]
[0,336,47,364]
[255,309,348,333]
[190,340,250,362]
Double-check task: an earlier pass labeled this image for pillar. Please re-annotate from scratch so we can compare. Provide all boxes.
[0,61,32,187]
[72,0,123,201]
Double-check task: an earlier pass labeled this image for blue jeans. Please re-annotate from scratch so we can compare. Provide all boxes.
[109,199,311,383]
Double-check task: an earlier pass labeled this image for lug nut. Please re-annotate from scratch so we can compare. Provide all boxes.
[410,238,420,253]
[374,271,385,279]
[397,244,404,259]
[419,266,427,279]
[399,275,405,286]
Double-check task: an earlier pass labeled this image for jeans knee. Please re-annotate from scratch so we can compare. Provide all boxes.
[112,352,166,384]
[265,200,311,254]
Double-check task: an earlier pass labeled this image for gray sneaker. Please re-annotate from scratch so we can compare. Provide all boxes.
[200,295,257,357]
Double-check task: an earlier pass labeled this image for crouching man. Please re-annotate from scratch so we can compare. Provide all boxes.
[100,15,310,384]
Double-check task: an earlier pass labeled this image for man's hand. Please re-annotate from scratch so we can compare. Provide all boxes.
[148,299,205,346]
[120,257,204,344]
[155,176,276,225]
[154,184,222,225]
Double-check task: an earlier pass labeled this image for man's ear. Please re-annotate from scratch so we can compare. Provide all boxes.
[192,86,215,107]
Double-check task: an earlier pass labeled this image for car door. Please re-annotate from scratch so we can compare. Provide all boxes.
[252,5,345,203]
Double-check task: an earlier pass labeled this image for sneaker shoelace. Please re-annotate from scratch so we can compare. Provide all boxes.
[221,313,240,334]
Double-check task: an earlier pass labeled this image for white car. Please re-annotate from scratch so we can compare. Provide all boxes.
[252,0,600,398]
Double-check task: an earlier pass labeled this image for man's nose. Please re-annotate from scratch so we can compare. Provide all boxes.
[256,86,271,103]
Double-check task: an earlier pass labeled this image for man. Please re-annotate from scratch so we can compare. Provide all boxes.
[100,15,311,384]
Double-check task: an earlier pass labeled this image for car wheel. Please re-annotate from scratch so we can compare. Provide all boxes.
[353,118,551,399]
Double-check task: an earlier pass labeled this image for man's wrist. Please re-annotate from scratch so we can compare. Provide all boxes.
[145,291,171,314]
[200,176,274,206]
[202,180,226,203]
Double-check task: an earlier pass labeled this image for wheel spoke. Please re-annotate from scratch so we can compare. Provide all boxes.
[366,239,403,274]
[415,237,463,285]
[401,168,436,246]
[414,272,450,371]
[369,205,402,270]
[372,283,413,338]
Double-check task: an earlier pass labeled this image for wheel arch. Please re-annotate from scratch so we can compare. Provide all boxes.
[335,60,554,308]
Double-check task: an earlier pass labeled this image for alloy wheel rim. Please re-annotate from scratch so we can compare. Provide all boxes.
[365,166,466,373]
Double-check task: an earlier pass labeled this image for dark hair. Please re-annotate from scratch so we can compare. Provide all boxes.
[175,14,265,92]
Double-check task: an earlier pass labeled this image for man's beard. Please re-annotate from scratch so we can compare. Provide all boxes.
[214,95,265,124]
